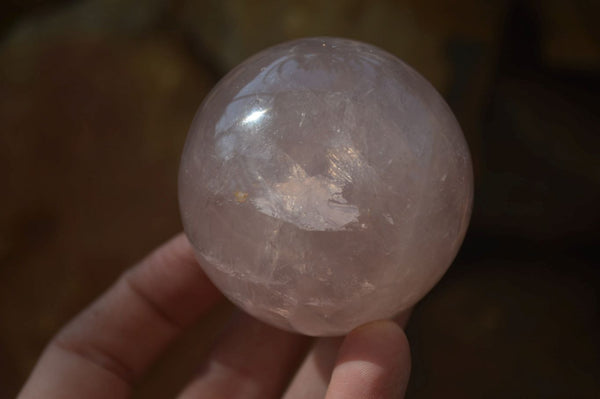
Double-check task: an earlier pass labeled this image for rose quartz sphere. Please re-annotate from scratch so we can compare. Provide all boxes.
[179,37,473,336]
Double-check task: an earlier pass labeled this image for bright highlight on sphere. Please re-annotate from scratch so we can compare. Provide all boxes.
[179,37,473,336]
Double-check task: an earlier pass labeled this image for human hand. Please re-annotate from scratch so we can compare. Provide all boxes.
[18,234,411,398]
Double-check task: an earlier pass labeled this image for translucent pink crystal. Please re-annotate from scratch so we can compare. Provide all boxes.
[179,37,473,336]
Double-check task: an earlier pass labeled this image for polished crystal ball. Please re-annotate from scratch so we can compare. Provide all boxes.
[179,37,473,336]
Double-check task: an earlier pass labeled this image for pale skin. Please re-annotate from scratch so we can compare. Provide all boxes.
[18,234,411,398]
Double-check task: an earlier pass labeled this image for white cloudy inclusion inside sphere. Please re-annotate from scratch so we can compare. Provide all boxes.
[179,37,473,336]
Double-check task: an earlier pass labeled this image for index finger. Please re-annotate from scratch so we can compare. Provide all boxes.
[18,234,223,399]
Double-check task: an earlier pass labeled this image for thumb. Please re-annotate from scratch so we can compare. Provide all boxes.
[325,320,411,399]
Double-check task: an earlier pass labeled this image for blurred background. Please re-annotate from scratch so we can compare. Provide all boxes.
[1,0,599,397]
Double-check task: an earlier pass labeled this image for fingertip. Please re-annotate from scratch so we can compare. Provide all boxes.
[348,319,408,348]
[325,320,411,399]
[343,320,411,380]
